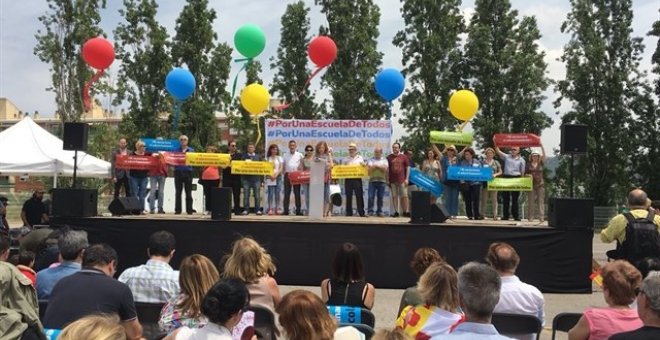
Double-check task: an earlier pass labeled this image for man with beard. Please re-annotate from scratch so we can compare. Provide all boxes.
[21,189,48,228]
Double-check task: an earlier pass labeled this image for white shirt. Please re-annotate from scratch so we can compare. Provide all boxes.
[283,150,303,173]
[343,154,365,166]
[493,275,545,340]
[175,323,233,340]
[265,156,283,186]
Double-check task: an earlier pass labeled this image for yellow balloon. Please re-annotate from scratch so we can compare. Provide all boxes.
[240,83,270,116]
[448,89,479,121]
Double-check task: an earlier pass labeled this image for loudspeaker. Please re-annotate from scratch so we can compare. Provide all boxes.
[560,124,588,154]
[431,203,450,223]
[108,197,142,216]
[63,122,89,151]
[52,188,98,217]
[548,197,594,229]
[211,187,232,220]
[410,191,432,223]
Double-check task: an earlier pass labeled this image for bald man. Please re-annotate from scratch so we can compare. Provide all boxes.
[367,147,389,217]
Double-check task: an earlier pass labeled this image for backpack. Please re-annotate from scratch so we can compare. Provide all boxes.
[621,210,660,264]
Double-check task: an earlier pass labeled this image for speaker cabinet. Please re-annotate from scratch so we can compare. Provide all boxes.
[410,191,432,224]
[52,188,98,217]
[211,187,232,221]
[63,122,89,151]
[431,203,450,223]
[548,198,594,229]
[560,124,588,154]
[108,197,143,216]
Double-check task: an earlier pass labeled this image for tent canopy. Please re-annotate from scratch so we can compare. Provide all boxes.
[0,117,110,178]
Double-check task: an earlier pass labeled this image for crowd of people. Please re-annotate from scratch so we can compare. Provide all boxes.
[105,135,554,221]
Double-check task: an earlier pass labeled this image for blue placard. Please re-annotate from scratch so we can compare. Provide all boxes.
[142,138,181,152]
[447,166,493,182]
[409,167,444,197]
[327,305,362,324]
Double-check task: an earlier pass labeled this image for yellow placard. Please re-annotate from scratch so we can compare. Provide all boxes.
[230,161,274,176]
[331,165,369,179]
[185,153,231,167]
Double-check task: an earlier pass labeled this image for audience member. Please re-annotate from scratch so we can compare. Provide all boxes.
[159,254,219,333]
[432,262,512,339]
[58,314,126,340]
[1,234,10,261]
[637,257,660,279]
[373,328,414,340]
[486,242,544,340]
[568,260,643,340]
[283,140,304,216]
[397,262,463,338]
[610,274,660,339]
[9,251,36,285]
[321,242,376,310]
[118,230,179,303]
[21,189,48,227]
[43,244,142,340]
[36,229,87,299]
[398,247,445,313]
[0,256,44,339]
[387,142,410,218]
[343,142,366,217]
[30,228,62,272]
[241,143,264,215]
[222,237,281,313]
[0,195,8,232]
[164,278,250,340]
[367,146,389,217]
[652,200,660,214]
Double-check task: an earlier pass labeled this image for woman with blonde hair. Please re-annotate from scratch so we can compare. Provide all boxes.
[398,247,445,314]
[222,236,281,313]
[396,262,463,338]
[372,328,413,340]
[314,141,334,216]
[58,314,126,340]
[159,254,220,333]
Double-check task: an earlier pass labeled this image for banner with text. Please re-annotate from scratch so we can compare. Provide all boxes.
[493,133,541,147]
[288,171,310,185]
[231,161,274,176]
[142,138,181,152]
[115,155,157,170]
[429,131,474,145]
[162,152,187,166]
[487,177,533,191]
[409,167,444,197]
[331,165,369,179]
[185,152,231,167]
[447,166,494,182]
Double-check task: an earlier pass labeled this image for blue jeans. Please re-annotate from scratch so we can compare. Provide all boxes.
[129,176,148,211]
[242,177,261,213]
[443,184,460,216]
[148,176,166,212]
[367,181,386,214]
[266,176,282,211]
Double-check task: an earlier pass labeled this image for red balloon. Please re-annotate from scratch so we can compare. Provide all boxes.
[308,36,337,67]
[82,37,115,69]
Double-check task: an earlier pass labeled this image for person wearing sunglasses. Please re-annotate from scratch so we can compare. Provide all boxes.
[343,143,366,217]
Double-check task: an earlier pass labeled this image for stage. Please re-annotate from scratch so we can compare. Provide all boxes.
[50,214,593,293]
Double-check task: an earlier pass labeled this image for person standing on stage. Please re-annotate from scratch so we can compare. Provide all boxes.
[148,152,168,214]
[174,135,194,215]
[315,141,334,217]
[459,148,484,220]
[494,143,525,221]
[221,141,242,215]
[367,147,388,217]
[129,141,149,213]
[241,143,263,215]
[388,142,410,218]
[480,148,502,220]
[526,146,546,222]
[343,143,366,217]
[300,145,315,215]
[110,138,131,199]
[421,148,442,204]
[282,140,303,216]
[199,145,221,215]
[265,144,284,215]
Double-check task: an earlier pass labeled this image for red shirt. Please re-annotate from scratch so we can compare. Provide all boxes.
[17,265,36,286]
[201,166,220,180]
[148,154,168,177]
[387,153,410,184]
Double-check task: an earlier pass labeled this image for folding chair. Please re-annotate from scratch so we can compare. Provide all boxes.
[134,302,165,340]
[327,305,376,328]
[248,304,278,340]
[491,312,543,340]
[551,312,582,340]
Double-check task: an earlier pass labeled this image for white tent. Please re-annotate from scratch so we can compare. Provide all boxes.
[0,117,110,184]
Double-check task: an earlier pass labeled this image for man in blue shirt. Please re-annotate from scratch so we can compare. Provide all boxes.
[36,230,88,299]
[174,135,194,215]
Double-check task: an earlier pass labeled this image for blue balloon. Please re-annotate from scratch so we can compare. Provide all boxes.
[374,68,405,101]
[165,68,196,100]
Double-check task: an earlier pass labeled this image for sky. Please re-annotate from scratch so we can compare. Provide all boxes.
[0,0,658,152]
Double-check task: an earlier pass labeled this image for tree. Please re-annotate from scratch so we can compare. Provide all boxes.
[229,61,266,150]
[114,0,171,141]
[34,0,107,124]
[270,1,318,119]
[628,84,659,198]
[392,0,465,154]
[464,0,551,148]
[171,0,232,148]
[650,9,660,96]
[316,0,387,119]
[554,0,645,205]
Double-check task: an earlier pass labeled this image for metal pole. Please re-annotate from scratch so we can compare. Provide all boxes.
[569,153,574,198]
[72,150,78,188]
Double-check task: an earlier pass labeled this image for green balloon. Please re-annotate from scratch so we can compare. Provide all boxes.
[234,24,266,58]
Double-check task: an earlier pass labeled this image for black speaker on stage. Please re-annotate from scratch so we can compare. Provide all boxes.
[108,197,142,216]
[561,124,588,154]
[410,191,432,223]
[431,203,450,223]
[211,187,232,220]
[52,188,98,217]
[548,197,594,229]
[63,122,89,151]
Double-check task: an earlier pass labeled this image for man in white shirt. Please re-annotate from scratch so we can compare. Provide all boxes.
[486,242,544,340]
[282,140,303,216]
[343,143,366,217]
[367,147,388,217]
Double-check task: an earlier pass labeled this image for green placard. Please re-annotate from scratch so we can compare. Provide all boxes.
[430,131,474,145]
[487,177,533,191]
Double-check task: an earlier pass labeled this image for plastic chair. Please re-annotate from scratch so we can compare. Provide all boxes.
[551,312,582,340]
[248,304,278,340]
[134,302,165,340]
[327,305,376,328]
[491,313,543,340]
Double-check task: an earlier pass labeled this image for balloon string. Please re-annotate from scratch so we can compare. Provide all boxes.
[172,100,183,135]
[230,58,252,102]
[83,69,105,112]
[273,66,325,112]
[254,116,262,146]
[458,120,470,132]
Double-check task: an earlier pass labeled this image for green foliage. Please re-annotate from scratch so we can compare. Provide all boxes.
[229,61,266,151]
[627,84,660,199]
[270,1,318,119]
[650,10,660,96]
[114,0,172,141]
[393,0,465,154]
[464,0,551,148]
[34,0,108,123]
[316,0,387,119]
